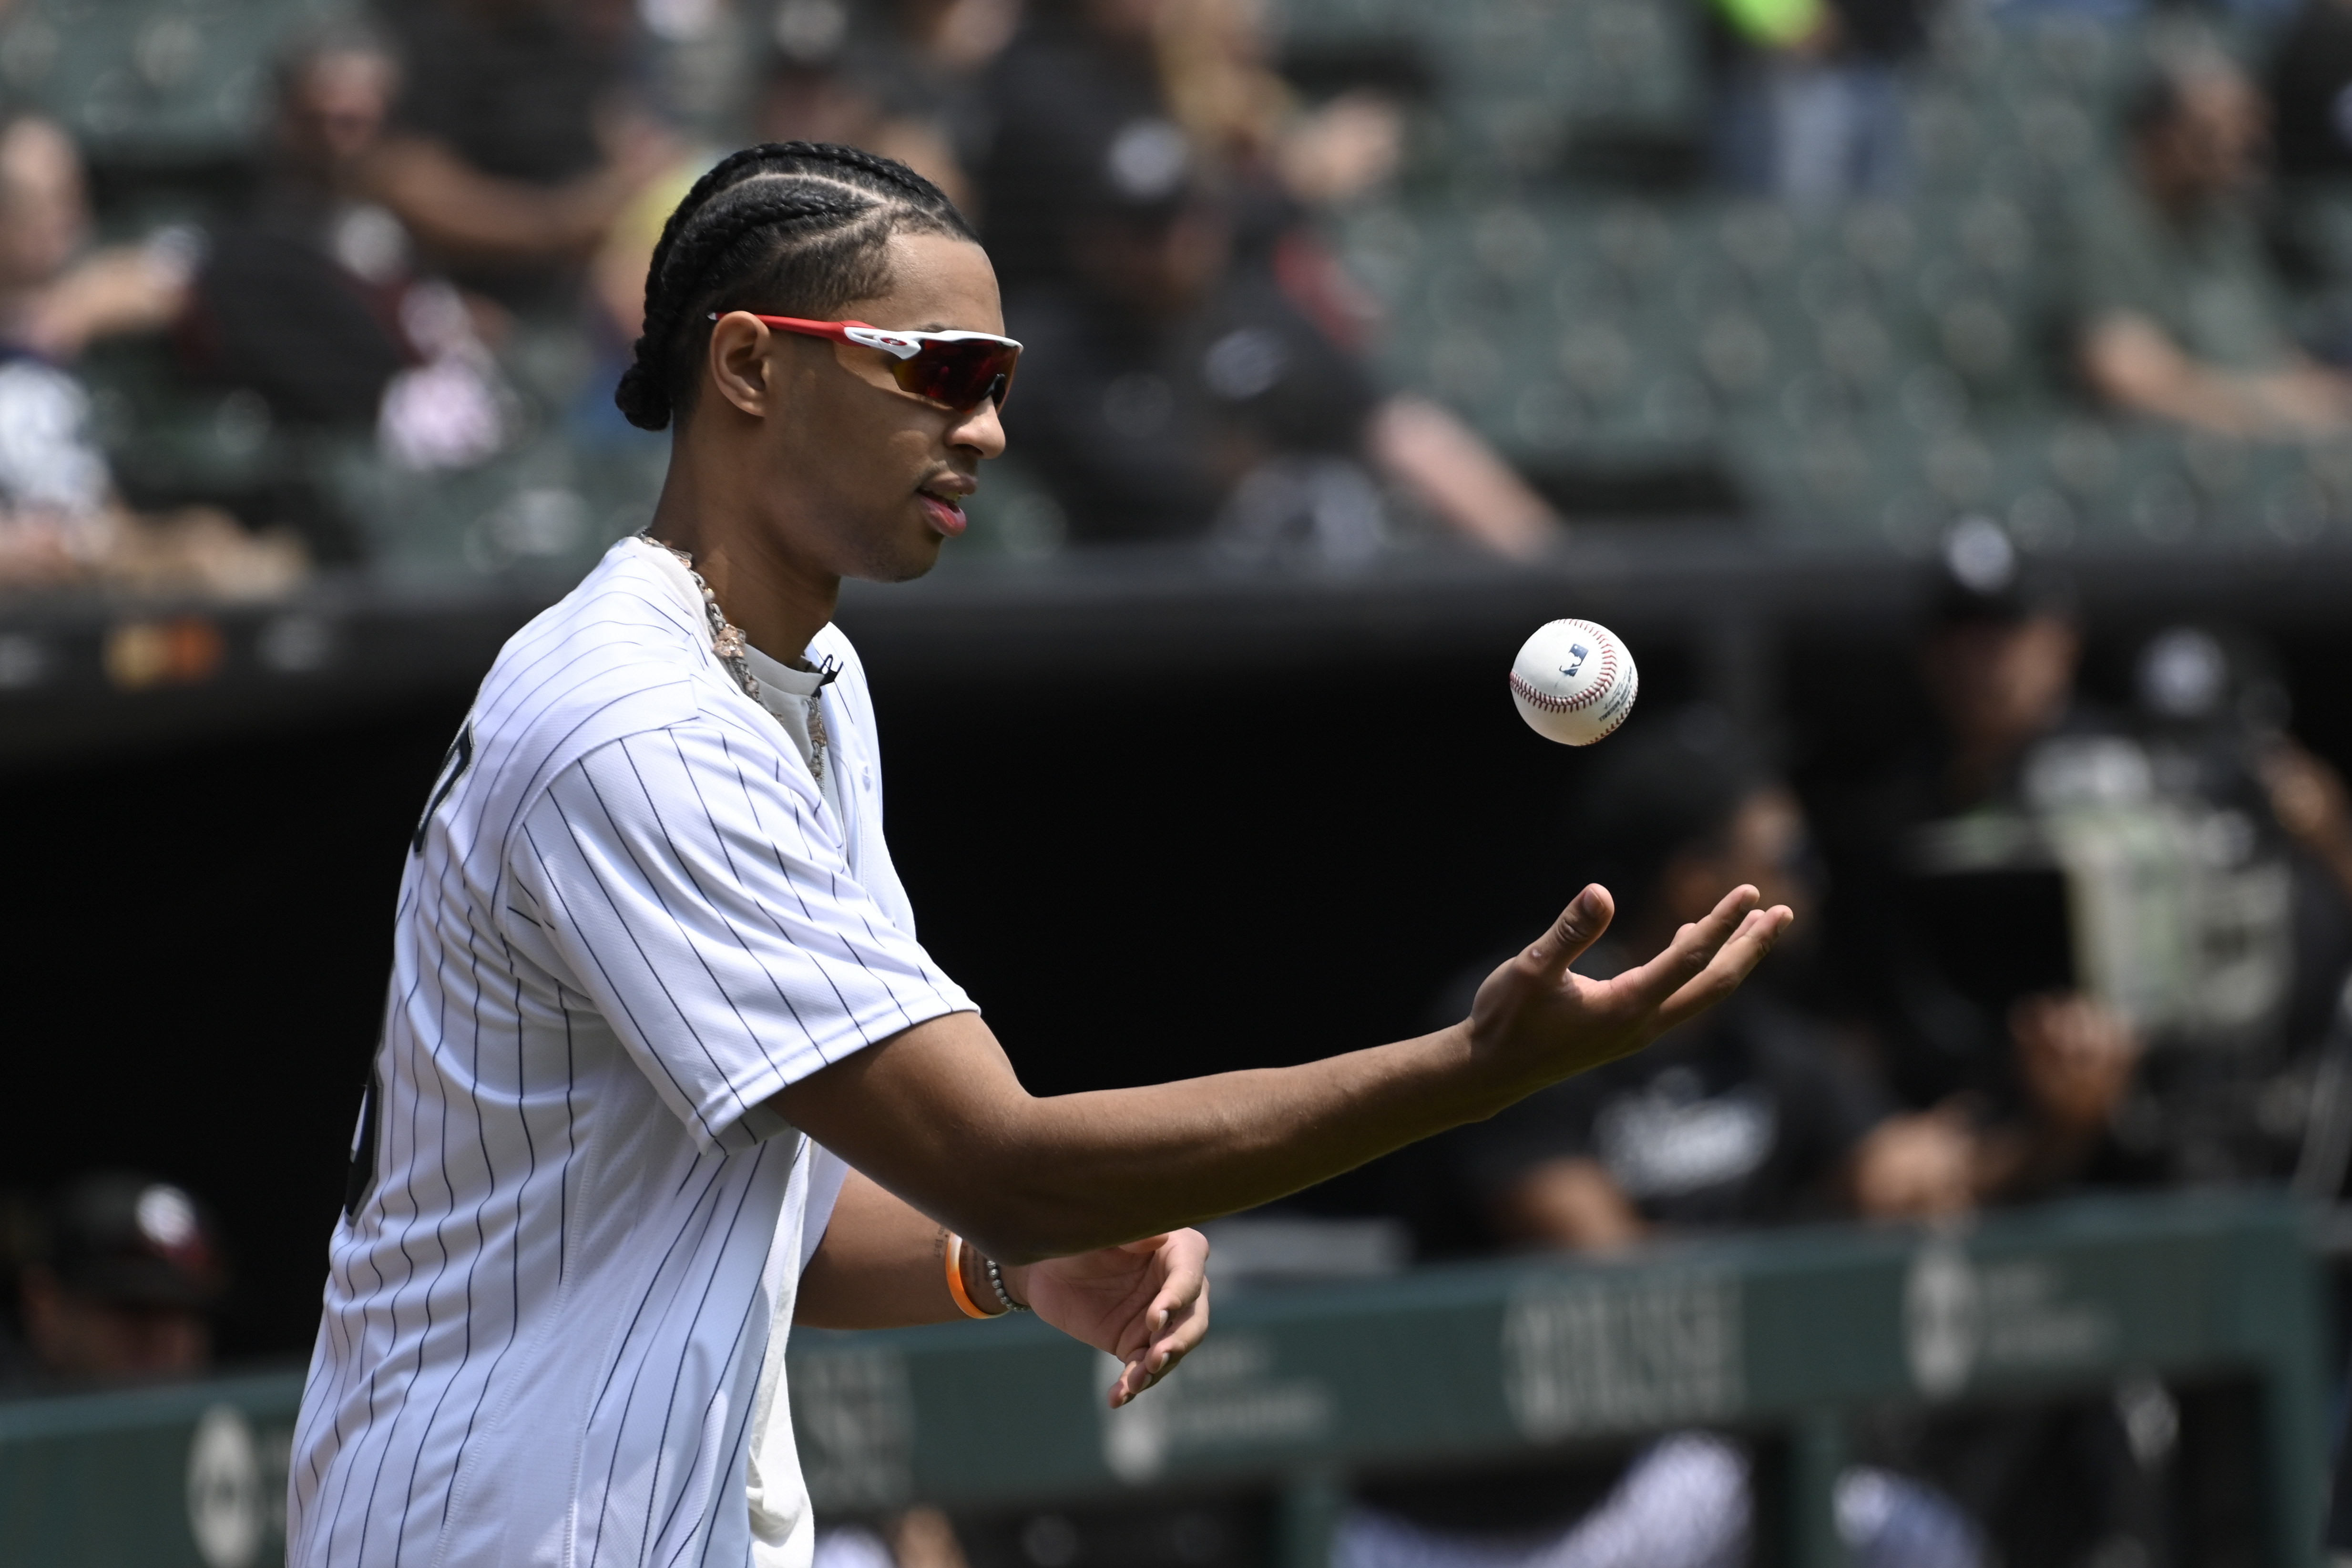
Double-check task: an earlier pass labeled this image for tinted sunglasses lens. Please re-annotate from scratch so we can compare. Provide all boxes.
[895,339,1019,409]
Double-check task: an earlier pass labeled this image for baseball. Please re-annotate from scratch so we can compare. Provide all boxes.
[1509,619,1638,746]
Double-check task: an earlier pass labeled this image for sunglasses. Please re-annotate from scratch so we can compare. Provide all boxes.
[712,312,1021,410]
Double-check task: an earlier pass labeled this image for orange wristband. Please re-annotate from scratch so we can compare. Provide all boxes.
[943,1232,998,1319]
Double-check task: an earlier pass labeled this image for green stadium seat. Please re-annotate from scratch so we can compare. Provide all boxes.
[0,0,339,167]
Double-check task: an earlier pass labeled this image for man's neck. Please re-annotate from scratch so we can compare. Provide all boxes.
[647,454,840,665]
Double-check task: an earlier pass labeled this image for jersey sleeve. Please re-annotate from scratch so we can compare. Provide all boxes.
[507,717,975,1155]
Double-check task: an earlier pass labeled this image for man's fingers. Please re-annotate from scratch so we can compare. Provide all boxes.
[1649,904,1793,1035]
[1148,1277,1209,1367]
[1522,885,1615,980]
[1109,1232,1211,1407]
[1609,885,1762,1011]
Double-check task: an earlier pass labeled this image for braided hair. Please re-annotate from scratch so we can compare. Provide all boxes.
[614,143,978,432]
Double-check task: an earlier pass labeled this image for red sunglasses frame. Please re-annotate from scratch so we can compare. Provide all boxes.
[710,312,1022,410]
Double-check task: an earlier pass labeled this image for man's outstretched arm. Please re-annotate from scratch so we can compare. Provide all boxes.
[776,883,1790,1264]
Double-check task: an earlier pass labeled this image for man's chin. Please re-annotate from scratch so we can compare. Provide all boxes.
[852,533,948,586]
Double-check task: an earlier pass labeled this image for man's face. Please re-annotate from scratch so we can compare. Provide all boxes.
[733,230,1011,584]
[20,1267,211,1381]
[2146,73,2267,206]
[1922,614,2080,763]
[1074,205,1230,317]
[1660,789,1816,934]
[0,119,87,289]
[283,50,396,171]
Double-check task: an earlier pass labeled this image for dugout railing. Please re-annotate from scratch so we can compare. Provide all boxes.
[0,1190,2329,1568]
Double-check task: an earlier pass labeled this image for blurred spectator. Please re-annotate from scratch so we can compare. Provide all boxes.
[1361,715,1988,1568]
[1817,526,2146,1199]
[186,23,513,471]
[1152,0,1405,254]
[2132,625,2352,1061]
[2066,52,2352,437]
[0,121,188,364]
[1705,0,1932,204]
[365,0,678,317]
[1457,713,1974,1254]
[754,0,1021,212]
[2,1173,224,1392]
[0,115,304,594]
[977,0,1561,556]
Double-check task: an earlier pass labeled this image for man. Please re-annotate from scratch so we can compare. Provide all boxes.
[976,0,1563,556]
[363,0,677,315]
[5,1173,224,1390]
[289,143,1788,1568]
[187,23,511,474]
[2066,53,2352,438]
[1342,718,1987,1568]
[0,114,305,593]
[1816,525,2145,1210]
[1460,717,1974,1253]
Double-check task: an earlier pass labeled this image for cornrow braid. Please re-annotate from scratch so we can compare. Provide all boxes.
[614,142,977,432]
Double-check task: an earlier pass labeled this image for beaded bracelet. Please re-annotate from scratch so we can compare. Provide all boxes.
[984,1255,1031,1314]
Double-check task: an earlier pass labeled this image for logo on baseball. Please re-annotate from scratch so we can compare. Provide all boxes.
[1510,619,1638,746]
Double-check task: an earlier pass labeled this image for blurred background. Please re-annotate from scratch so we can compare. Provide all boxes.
[10,0,2352,1562]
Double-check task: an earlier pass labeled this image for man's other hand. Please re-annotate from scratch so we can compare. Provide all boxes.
[1011,1229,1210,1408]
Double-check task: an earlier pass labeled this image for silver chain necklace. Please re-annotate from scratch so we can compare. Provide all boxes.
[641,532,833,782]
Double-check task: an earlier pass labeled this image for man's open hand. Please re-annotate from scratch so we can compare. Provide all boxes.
[1012,1230,1210,1408]
[1468,883,1793,1099]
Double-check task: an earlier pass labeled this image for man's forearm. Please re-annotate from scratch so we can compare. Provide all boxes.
[364,139,629,262]
[779,1013,1503,1263]
[796,1168,971,1328]
[775,886,1784,1263]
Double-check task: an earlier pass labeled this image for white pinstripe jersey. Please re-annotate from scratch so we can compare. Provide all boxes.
[289,536,974,1568]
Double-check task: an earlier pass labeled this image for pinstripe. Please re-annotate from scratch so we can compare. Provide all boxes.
[433,937,537,1543]
[626,1144,779,1568]
[709,729,857,1035]
[353,836,477,1568]
[519,805,724,1146]
[396,913,511,1561]
[292,538,972,1568]
[581,1158,738,1568]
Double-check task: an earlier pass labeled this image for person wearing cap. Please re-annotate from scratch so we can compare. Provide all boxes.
[9,1173,223,1388]
[973,0,1565,557]
[1814,523,2144,1204]
[1338,714,1989,1568]
[1452,713,1976,1253]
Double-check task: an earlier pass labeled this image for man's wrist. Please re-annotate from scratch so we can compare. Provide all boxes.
[953,1235,1002,1316]
[998,1260,1033,1310]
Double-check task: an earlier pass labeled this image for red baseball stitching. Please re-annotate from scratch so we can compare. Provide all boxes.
[1509,620,1620,713]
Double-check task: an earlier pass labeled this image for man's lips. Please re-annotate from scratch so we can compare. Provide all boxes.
[918,489,968,537]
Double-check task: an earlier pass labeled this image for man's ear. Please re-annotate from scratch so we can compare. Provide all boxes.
[706,311,775,419]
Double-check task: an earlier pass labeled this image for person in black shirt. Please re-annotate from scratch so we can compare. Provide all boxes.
[364,0,675,315]
[1354,715,1988,1568]
[1453,710,1974,1253]
[185,24,417,431]
[1811,527,2157,1212]
[974,0,1563,555]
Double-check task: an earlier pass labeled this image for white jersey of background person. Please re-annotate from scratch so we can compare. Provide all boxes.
[288,535,974,1568]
